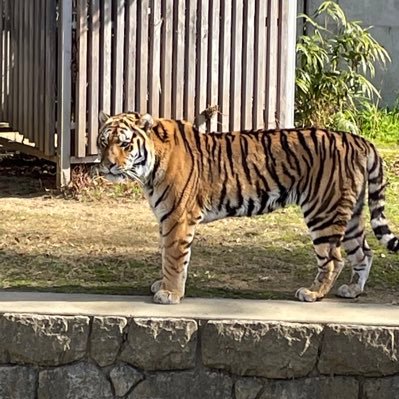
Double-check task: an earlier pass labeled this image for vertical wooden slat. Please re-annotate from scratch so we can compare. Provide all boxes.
[33,0,41,144]
[242,0,255,130]
[17,0,23,133]
[265,0,279,129]
[44,0,56,155]
[230,0,243,131]
[0,0,3,121]
[2,0,9,121]
[253,0,267,129]
[124,0,137,112]
[195,0,208,124]
[100,0,112,115]
[112,0,124,114]
[38,0,46,150]
[11,0,18,130]
[88,0,100,154]
[76,0,88,157]
[137,0,149,113]
[149,0,161,116]
[219,0,231,132]
[208,0,220,132]
[22,1,29,138]
[160,0,173,117]
[172,0,185,119]
[27,0,34,140]
[183,0,196,122]
[278,0,297,128]
[57,0,73,186]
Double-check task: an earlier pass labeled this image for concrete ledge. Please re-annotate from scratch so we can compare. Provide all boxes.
[0,291,398,326]
[1,292,399,398]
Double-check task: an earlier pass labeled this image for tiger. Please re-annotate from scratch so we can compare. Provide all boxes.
[97,110,399,304]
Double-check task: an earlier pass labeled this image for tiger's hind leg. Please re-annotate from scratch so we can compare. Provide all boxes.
[296,195,354,302]
[337,212,373,298]
[296,236,345,302]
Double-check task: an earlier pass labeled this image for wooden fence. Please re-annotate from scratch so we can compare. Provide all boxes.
[0,0,297,186]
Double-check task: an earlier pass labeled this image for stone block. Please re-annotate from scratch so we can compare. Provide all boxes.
[38,362,113,399]
[260,376,358,399]
[235,378,264,399]
[363,376,399,399]
[120,318,197,370]
[109,363,143,397]
[129,370,232,399]
[0,314,90,366]
[202,321,323,378]
[318,325,399,376]
[90,316,128,367]
[0,366,37,399]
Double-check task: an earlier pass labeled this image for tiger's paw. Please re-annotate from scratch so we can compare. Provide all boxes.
[336,284,362,299]
[153,289,182,305]
[150,279,163,294]
[295,287,320,302]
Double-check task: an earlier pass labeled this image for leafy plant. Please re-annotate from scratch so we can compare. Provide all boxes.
[295,1,390,129]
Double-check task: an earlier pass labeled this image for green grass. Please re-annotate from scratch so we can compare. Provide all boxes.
[357,102,399,146]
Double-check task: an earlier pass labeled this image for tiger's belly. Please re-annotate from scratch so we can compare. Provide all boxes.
[201,190,293,223]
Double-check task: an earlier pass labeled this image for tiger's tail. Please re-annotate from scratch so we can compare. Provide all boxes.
[367,145,399,251]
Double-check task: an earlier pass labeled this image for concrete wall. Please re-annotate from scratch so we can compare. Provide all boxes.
[1,313,399,398]
[298,0,399,106]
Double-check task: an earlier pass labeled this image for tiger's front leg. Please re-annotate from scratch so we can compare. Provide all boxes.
[152,216,197,304]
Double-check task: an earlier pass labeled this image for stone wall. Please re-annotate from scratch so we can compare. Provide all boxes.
[0,314,398,398]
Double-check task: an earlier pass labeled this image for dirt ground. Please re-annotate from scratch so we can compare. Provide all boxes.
[0,152,399,304]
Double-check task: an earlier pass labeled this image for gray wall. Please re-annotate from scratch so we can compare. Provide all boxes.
[298,0,399,106]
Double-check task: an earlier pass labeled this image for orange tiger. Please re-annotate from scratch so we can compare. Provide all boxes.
[97,111,399,304]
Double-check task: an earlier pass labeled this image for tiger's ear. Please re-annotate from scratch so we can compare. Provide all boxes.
[138,113,154,133]
[99,110,110,126]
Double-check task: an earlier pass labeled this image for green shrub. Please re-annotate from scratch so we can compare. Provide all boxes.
[295,1,390,130]
[356,101,399,145]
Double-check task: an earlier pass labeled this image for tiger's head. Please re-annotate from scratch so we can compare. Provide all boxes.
[97,111,156,185]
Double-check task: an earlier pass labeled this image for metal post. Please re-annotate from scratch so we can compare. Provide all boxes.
[57,0,72,187]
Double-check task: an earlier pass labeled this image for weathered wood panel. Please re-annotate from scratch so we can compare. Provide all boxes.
[88,0,100,155]
[100,0,112,115]
[44,0,56,155]
[218,0,232,132]
[137,0,149,113]
[112,0,124,114]
[230,0,243,131]
[208,0,220,132]
[183,0,197,123]
[75,0,88,157]
[160,0,173,118]
[0,0,298,176]
[149,0,161,116]
[124,0,137,112]
[265,0,279,129]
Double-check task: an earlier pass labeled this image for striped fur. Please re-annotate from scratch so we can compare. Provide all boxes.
[97,111,399,304]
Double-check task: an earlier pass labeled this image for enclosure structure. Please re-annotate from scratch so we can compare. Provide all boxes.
[0,0,297,186]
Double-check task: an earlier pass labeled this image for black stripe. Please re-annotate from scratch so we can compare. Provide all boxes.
[313,234,342,246]
[297,131,314,165]
[343,230,364,242]
[373,225,391,238]
[247,198,255,217]
[346,246,360,256]
[154,185,171,208]
[387,237,399,252]
[371,206,385,220]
